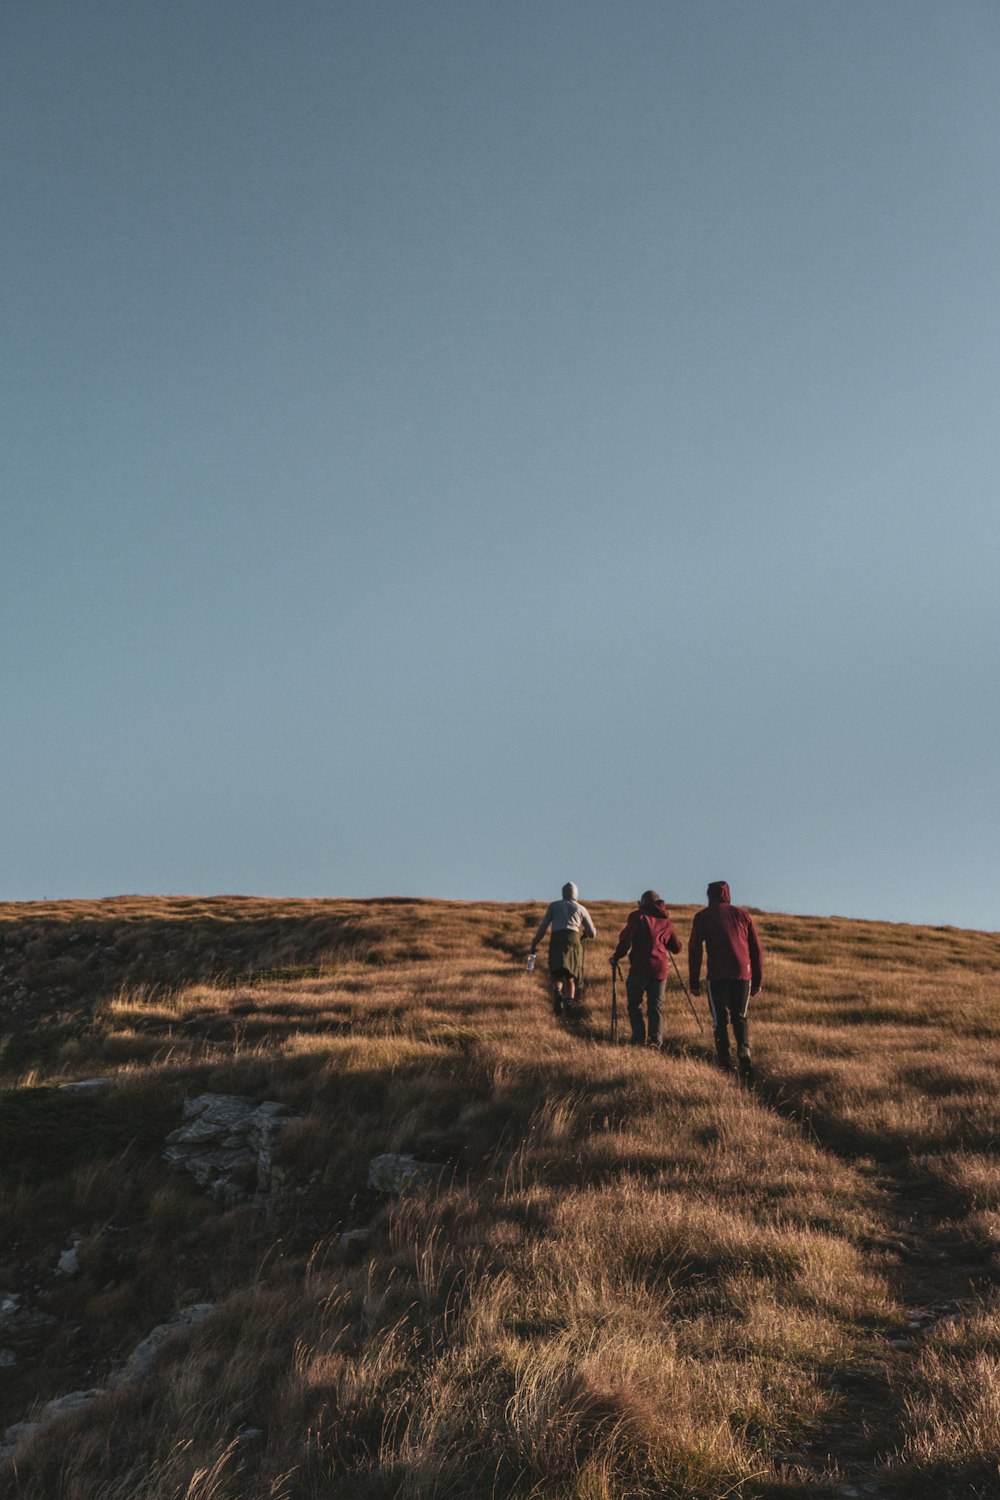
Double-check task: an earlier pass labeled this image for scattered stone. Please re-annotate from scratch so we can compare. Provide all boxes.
[45,1388,107,1417]
[0,1389,106,1461]
[163,1094,302,1203]
[2,1306,57,1335]
[0,1295,20,1322]
[0,1423,40,1459]
[340,1227,374,1250]
[367,1154,441,1194]
[113,1303,217,1384]
[889,1337,914,1351]
[58,1077,112,1093]
[56,1241,82,1277]
[0,1351,15,1370]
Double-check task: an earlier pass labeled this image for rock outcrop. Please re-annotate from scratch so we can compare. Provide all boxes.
[367,1153,441,1194]
[163,1093,302,1203]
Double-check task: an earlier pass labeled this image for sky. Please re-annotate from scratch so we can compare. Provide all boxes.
[3,1,998,930]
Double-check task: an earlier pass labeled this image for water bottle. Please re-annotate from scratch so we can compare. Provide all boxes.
[525,952,536,973]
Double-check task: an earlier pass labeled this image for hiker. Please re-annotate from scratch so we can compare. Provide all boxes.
[609,891,682,1049]
[688,880,763,1078]
[530,883,597,1014]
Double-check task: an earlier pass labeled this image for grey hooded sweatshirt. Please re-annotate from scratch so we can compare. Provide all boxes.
[532,883,597,947]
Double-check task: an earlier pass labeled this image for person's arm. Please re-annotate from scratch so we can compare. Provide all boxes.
[688,915,704,993]
[666,921,682,955]
[530,904,554,951]
[581,905,597,940]
[747,916,763,995]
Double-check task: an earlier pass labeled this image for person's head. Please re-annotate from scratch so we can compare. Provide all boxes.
[639,889,661,907]
[562,882,578,901]
[707,881,731,904]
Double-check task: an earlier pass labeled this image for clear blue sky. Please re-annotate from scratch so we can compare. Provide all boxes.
[3,2,998,929]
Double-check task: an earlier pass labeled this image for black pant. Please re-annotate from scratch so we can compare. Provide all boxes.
[706,979,751,1063]
[626,972,666,1045]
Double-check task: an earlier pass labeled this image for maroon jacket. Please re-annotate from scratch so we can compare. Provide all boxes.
[612,897,682,980]
[688,882,763,990]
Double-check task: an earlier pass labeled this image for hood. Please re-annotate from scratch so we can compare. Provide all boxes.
[639,891,669,917]
[562,882,578,901]
[707,881,731,904]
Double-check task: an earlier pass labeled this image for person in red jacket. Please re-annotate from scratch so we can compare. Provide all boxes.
[688,881,763,1078]
[610,891,683,1049]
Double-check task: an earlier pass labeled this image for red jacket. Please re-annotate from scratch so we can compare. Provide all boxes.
[688,882,762,990]
[612,898,682,980]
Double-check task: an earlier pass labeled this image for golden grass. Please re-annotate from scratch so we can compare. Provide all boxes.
[0,896,997,1496]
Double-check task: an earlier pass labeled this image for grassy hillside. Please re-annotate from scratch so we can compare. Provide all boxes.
[1,896,998,1499]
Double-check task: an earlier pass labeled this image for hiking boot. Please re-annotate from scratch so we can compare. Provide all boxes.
[715,1054,734,1074]
[646,1040,662,1051]
[552,997,563,1016]
[737,1047,754,1081]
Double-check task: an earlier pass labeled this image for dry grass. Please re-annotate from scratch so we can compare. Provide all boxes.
[0,896,998,1496]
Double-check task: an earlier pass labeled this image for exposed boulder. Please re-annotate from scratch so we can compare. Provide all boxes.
[367,1154,441,1194]
[339,1227,374,1251]
[163,1094,302,1203]
[56,1240,82,1277]
[112,1302,216,1385]
[0,1389,106,1460]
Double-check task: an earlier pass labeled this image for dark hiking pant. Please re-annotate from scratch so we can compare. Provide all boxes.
[707,979,751,1065]
[626,972,666,1046]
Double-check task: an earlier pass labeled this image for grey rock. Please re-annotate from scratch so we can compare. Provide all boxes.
[163,1094,301,1202]
[0,1351,14,1369]
[340,1227,374,1249]
[367,1154,441,1194]
[0,1423,39,1460]
[58,1077,112,1093]
[113,1303,216,1384]
[56,1241,81,1277]
[43,1388,106,1417]
[3,1306,57,1335]
[0,1389,106,1462]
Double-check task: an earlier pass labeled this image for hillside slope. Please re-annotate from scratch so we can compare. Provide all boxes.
[1,897,998,1499]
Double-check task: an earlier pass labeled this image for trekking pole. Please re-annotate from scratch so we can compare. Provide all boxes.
[668,952,705,1033]
[610,962,621,1042]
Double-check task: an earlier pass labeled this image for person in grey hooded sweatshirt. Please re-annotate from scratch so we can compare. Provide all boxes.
[530,883,597,1014]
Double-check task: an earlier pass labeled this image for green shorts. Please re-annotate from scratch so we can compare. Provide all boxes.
[548,930,584,980]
